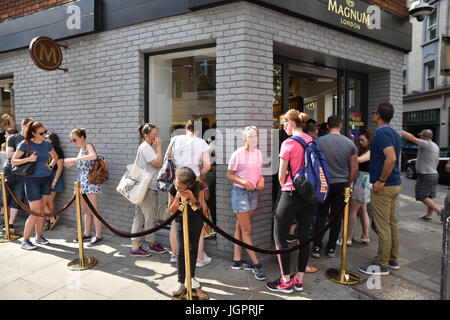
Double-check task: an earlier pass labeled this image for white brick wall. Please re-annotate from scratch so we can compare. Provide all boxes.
[0,2,404,258]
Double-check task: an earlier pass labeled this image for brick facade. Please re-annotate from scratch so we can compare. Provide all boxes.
[0,0,75,22]
[0,2,404,259]
[365,0,409,19]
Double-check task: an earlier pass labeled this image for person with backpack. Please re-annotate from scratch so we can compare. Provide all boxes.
[265,110,318,293]
[64,128,104,247]
[311,115,358,259]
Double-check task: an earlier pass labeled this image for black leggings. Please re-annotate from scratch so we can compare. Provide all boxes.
[175,213,203,284]
[273,191,316,275]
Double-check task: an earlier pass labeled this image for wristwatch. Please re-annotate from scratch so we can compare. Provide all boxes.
[378,178,386,183]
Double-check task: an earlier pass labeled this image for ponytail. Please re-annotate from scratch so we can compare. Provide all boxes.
[24,121,44,142]
[71,128,87,139]
[282,109,309,129]
[138,123,156,140]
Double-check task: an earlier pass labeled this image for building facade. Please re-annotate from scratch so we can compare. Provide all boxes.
[403,0,450,149]
[0,0,411,258]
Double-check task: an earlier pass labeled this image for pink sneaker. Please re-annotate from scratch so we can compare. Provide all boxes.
[148,242,168,253]
[130,247,152,257]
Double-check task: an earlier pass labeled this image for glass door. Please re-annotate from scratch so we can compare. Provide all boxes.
[338,70,368,145]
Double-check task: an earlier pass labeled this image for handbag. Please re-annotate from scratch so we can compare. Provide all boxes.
[157,137,177,191]
[86,144,109,184]
[11,141,35,176]
[116,150,153,205]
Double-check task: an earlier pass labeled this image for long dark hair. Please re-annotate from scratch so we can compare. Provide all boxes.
[24,121,44,142]
[359,129,373,155]
[48,133,64,159]
[176,167,200,199]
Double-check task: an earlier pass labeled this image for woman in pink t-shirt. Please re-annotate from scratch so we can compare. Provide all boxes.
[227,127,265,281]
[266,109,316,294]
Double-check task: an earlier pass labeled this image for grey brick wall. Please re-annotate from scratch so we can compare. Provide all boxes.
[0,2,404,259]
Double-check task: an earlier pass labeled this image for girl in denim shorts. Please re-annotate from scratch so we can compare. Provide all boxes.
[227,126,265,281]
[12,121,59,250]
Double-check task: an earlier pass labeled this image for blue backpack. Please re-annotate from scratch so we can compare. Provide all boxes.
[287,136,330,205]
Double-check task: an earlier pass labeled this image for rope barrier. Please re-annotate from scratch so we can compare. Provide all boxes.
[198,201,347,255]
[82,190,347,255]
[81,193,180,237]
[5,181,76,217]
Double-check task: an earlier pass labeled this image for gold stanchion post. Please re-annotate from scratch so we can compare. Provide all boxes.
[67,182,97,271]
[0,172,20,242]
[181,196,193,300]
[326,187,360,285]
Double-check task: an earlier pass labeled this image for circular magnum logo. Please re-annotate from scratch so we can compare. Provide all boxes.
[346,0,355,8]
[29,37,63,71]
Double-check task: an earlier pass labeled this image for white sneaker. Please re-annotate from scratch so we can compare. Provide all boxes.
[196,253,212,268]
[170,254,177,263]
[191,278,201,289]
[172,283,185,295]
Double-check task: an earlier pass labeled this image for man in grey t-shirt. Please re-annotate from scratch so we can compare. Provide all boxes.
[311,115,358,258]
[402,129,441,221]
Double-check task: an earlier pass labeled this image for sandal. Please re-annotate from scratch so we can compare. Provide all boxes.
[305,265,318,273]
[50,216,60,231]
[43,220,50,231]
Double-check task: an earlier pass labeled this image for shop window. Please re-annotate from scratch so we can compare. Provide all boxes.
[424,61,435,90]
[148,47,216,224]
[0,78,15,150]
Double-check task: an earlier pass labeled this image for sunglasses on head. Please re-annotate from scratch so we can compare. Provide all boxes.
[245,126,257,131]
[37,130,47,136]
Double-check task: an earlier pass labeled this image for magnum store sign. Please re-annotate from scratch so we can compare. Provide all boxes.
[29,37,68,72]
[328,0,380,31]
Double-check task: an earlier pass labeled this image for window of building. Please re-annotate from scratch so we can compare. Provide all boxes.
[147,46,216,224]
[424,61,435,90]
[425,9,437,42]
[0,78,15,149]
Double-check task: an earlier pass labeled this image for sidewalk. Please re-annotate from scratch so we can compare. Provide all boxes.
[0,182,445,300]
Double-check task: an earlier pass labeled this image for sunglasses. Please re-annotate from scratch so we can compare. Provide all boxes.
[372,111,378,116]
[70,138,78,143]
[37,130,47,136]
[245,126,257,131]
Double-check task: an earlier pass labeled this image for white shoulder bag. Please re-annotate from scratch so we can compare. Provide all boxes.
[116,149,153,205]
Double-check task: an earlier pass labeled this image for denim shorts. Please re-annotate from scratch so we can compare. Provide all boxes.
[231,185,258,213]
[0,167,26,210]
[25,176,52,202]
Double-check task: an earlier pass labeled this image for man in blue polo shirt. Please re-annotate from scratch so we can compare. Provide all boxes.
[358,102,402,276]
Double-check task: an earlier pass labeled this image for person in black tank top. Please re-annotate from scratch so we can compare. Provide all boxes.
[347,129,373,246]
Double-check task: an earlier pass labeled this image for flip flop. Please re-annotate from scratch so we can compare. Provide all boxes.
[305,265,318,273]
[50,216,60,231]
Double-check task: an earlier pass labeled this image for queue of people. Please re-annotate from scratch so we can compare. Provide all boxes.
[1,101,444,297]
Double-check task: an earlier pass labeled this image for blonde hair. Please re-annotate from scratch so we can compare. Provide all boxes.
[282,109,308,129]
[242,126,258,149]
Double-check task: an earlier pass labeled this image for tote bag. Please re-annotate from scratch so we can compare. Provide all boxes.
[116,150,153,205]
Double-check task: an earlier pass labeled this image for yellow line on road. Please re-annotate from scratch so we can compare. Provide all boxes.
[399,194,420,204]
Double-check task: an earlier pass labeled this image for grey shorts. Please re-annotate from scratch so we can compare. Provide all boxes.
[415,174,439,201]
